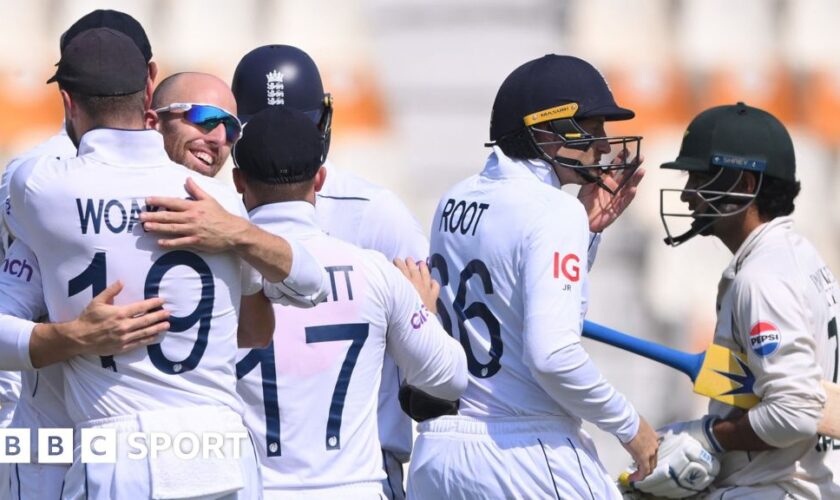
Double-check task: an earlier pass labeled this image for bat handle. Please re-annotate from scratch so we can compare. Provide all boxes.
[582,320,703,382]
[618,471,631,487]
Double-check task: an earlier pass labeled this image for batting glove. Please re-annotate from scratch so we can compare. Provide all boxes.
[658,415,725,455]
[623,429,720,498]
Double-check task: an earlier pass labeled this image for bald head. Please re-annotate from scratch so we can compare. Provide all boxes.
[150,72,238,177]
[152,72,236,112]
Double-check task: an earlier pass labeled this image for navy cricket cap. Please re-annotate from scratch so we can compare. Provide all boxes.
[60,9,152,62]
[233,106,326,184]
[490,55,633,141]
[47,28,147,96]
[662,102,796,182]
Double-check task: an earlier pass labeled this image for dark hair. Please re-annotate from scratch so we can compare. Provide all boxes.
[238,168,314,203]
[70,89,146,126]
[496,128,540,160]
[755,172,800,219]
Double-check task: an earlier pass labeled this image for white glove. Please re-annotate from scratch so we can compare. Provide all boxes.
[658,415,724,454]
[622,428,721,498]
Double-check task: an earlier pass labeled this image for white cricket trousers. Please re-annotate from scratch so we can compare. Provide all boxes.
[61,406,261,500]
[407,416,622,500]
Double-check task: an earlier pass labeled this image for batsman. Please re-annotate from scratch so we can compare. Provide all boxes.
[624,103,840,498]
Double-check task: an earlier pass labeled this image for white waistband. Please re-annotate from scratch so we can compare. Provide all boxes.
[264,480,384,499]
[418,415,582,435]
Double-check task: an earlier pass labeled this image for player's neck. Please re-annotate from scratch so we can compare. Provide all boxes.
[76,115,146,138]
[717,208,766,254]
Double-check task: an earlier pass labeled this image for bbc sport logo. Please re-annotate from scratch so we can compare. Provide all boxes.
[0,429,248,464]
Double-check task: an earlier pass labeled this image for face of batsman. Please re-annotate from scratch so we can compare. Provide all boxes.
[149,73,238,178]
[660,167,761,246]
[533,117,613,185]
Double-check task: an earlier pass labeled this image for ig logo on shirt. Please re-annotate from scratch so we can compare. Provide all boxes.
[749,321,781,357]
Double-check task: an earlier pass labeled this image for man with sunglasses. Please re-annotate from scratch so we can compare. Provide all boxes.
[149,72,242,178]
[3,27,298,499]
[0,25,327,500]
[407,55,658,499]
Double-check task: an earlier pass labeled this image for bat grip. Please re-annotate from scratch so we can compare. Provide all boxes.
[582,320,703,382]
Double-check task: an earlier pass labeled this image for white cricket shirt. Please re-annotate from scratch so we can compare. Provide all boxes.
[237,201,465,492]
[428,148,638,442]
[0,129,75,406]
[710,217,840,497]
[7,128,257,422]
[316,162,429,461]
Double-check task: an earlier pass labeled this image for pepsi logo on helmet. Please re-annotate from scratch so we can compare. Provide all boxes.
[749,321,781,357]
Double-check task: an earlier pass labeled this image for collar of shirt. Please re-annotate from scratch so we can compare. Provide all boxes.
[481,146,562,189]
[723,216,794,278]
[77,128,171,166]
[248,200,323,238]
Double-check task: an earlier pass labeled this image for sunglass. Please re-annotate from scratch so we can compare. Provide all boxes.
[154,102,242,143]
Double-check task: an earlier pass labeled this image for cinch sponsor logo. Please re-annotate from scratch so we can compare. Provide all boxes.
[2,257,33,282]
[749,321,781,357]
[0,429,248,464]
[411,304,430,330]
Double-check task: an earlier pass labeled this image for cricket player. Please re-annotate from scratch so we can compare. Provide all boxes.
[0,10,160,499]
[407,55,658,499]
[3,29,319,499]
[229,105,466,498]
[231,44,429,498]
[625,103,840,499]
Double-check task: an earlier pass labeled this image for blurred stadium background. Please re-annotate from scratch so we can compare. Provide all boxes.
[1,0,838,476]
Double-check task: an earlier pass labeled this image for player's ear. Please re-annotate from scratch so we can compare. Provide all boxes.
[145,109,160,130]
[313,166,327,192]
[745,171,759,194]
[60,89,73,118]
[232,167,245,194]
[147,61,159,84]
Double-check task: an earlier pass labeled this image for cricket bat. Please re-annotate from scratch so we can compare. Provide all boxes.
[581,320,840,440]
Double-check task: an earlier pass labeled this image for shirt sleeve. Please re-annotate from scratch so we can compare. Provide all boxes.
[6,157,39,249]
[733,273,825,448]
[381,261,467,401]
[521,201,639,441]
[0,240,48,370]
[587,232,601,271]
[0,157,20,259]
[358,191,429,261]
[261,237,329,308]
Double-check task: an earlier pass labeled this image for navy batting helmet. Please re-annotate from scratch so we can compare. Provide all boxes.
[232,45,333,157]
[489,55,641,194]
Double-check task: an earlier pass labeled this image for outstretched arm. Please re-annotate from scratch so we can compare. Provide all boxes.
[141,178,328,303]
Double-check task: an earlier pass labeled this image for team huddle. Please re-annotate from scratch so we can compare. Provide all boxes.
[0,8,837,500]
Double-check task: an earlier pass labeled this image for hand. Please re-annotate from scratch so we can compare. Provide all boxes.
[623,430,720,498]
[621,416,659,482]
[140,177,251,253]
[578,152,644,233]
[394,257,440,314]
[69,281,170,356]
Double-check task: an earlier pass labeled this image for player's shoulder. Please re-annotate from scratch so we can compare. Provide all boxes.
[314,231,391,271]
[320,163,384,201]
[8,152,69,191]
[736,219,814,283]
[182,169,243,213]
[7,130,76,167]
